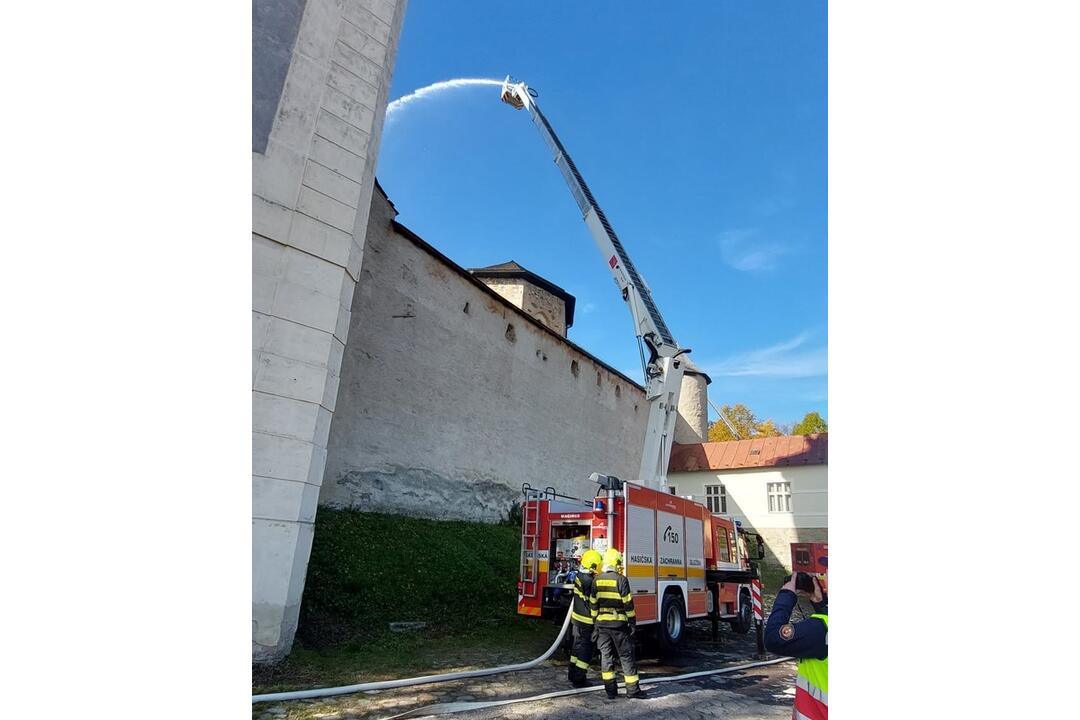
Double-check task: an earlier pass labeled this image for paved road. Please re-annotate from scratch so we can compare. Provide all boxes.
[255,619,804,720]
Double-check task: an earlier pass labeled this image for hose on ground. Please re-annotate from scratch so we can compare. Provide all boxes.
[252,609,573,704]
[380,656,794,719]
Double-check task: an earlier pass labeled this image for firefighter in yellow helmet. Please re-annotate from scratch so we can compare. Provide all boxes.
[589,547,646,699]
[567,549,603,687]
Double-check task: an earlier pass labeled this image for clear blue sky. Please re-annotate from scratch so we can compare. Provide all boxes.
[376,0,827,429]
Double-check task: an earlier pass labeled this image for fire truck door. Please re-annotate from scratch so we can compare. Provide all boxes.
[685,516,705,592]
[625,502,657,594]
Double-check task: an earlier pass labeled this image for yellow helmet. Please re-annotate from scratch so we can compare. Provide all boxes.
[580,549,603,572]
[603,547,624,569]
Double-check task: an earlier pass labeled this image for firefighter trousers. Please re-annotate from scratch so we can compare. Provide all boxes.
[596,626,639,696]
[567,623,595,684]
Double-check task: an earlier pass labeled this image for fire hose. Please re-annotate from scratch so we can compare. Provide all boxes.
[380,656,793,719]
[251,609,574,704]
[254,608,794,717]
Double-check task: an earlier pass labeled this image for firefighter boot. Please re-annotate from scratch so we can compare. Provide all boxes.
[568,664,588,688]
[626,680,648,699]
[604,679,618,699]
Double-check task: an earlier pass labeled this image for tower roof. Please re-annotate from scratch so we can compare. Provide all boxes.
[469,261,576,329]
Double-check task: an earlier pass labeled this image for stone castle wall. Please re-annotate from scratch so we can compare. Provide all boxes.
[252,0,409,662]
[321,189,661,519]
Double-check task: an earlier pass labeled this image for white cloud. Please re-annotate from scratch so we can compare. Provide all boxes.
[581,301,597,314]
[705,331,827,378]
[718,229,792,272]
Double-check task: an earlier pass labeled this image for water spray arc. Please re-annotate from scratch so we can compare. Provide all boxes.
[385,78,504,119]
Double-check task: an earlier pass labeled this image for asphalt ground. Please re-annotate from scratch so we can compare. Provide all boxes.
[254,617,803,720]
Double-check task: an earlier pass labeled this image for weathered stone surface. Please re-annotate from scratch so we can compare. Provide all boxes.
[252,0,408,664]
[321,188,710,519]
[331,466,519,521]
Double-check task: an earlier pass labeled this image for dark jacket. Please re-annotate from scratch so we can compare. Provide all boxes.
[571,571,597,626]
[589,570,636,629]
[763,589,828,660]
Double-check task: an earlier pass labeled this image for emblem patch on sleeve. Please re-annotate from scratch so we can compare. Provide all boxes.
[779,623,795,641]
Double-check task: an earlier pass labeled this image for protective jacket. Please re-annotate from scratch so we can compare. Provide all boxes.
[763,588,828,719]
[571,571,596,627]
[589,570,636,629]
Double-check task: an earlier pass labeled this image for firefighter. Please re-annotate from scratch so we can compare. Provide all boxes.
[567,549,603,687]
[589,547,646,700]
[764,573,828,719]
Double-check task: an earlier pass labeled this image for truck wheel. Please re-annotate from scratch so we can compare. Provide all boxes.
[728,589,753,634]
[657,592,686,654]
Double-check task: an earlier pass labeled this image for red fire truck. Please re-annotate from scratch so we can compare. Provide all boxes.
[517,475,763,649]
[501,78,763,648]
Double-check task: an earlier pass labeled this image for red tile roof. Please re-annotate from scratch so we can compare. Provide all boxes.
[669,434,827,472]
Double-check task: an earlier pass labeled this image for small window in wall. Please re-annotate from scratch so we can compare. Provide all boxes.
[668,486,677,495]
[767,482,792,512]
[705,484,726,514]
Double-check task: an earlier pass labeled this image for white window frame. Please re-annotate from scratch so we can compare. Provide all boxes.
[767,481,792,513]
[705,484,726,514]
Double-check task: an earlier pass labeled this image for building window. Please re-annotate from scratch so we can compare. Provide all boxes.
[668,486,677,495]
[767,482,791,512]
[705,484,726,513]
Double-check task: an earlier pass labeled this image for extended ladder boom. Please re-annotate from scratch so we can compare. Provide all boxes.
[500,77,689,490]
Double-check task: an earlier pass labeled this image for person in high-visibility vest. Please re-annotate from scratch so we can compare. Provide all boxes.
[567,549,603,687]
[764,572,828,719]
[589,547,646,700]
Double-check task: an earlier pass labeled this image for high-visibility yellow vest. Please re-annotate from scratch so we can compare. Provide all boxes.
[793,613,828,720]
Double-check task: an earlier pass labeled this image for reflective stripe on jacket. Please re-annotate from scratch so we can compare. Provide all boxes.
[793,613,828,720]
[589,570,635,628]
[571,572,596,626]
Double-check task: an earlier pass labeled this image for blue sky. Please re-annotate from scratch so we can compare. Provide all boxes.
[376,0,827,428]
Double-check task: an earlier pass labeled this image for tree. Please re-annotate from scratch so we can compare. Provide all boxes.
[708,403,757,442]
[756,419,782,437]
[707,404,785,441]
[792,411,828,435]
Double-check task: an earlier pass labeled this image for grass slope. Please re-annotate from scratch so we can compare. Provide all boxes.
[253,509,556,693]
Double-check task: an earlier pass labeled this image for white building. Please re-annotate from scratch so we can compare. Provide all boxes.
[668,434,827,570]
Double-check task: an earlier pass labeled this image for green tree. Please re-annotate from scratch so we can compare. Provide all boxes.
[792,411,828,435]
[708,403,756,441]
[707,404,785,441]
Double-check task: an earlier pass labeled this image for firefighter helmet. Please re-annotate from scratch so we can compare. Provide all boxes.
[580,549,603,572]
[603,547,624,569]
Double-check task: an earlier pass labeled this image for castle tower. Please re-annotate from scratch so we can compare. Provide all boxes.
[676,358,711,444]
[470,261,576,337]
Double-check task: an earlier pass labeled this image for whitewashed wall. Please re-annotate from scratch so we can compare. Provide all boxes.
[321,190,657,518]
[669,465,827,569]
[252,0,408,663]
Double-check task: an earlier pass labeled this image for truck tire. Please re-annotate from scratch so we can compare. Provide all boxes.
[657,592,686,654]
[728,589,753,634]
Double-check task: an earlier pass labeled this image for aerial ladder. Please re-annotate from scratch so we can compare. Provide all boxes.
[500,77,690,491]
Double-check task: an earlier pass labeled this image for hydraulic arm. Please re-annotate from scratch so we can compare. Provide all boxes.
[500,76,689,490]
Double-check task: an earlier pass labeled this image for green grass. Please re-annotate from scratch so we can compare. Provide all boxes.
[253,509,558,693]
